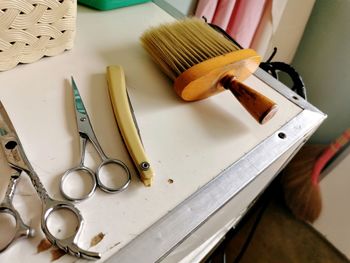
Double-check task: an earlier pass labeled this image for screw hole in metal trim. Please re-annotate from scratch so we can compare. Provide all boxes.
[278,132,287,139]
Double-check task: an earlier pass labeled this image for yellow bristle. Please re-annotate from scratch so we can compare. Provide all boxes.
[141,18,240,81]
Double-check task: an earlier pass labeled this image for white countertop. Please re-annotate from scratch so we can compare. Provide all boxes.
[0,2,323,263]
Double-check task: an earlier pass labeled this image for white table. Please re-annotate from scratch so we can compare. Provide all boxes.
[0,2,325,263]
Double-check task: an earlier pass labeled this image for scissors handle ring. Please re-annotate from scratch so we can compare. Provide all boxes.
[0,205,35,252]
[60,166,97,202]
[96,159,131,193]
[42,199,101,260]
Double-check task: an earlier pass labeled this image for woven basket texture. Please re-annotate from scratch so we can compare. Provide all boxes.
[0,0,76,71]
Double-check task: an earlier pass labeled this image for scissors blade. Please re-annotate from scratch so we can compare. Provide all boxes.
[71,77,94,136]
[126,90,143,145]
[71,76,88,115]
[0,101,31,172]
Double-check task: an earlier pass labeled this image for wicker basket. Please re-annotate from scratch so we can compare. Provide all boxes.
[0,0,77,71]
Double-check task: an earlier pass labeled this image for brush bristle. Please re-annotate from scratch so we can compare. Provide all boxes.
[141,18,240,80]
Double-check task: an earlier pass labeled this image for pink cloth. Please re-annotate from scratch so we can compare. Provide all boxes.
[250,0,273,57]
[195,0,267,48]
[212,0,237,30]
[226,0,267,48]
[194,0,219,22]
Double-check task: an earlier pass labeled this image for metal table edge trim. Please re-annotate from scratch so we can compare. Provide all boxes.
[106,68,326,262]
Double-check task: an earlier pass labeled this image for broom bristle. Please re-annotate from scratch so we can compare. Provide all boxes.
[281,144,327,222]
[140,18,240,80]
[283,171,322,222]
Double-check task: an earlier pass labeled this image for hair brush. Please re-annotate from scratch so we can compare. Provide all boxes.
[141,18,278,124]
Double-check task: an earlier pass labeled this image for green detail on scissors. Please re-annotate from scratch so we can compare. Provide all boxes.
[0,128,8,136]
[73,87,86,114]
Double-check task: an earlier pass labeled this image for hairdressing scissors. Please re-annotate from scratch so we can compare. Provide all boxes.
[0,173,35,252]
[0,101,100,259]
[59,77,131,202]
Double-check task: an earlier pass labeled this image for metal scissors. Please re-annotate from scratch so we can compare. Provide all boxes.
[0,173,35,252]
[59,77,131,202]
[0,101,100,260]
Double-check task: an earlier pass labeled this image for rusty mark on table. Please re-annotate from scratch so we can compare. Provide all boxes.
[168,179,174,184]
[51,248,66,261]
[37,238,52,253]
[90,232,105,247]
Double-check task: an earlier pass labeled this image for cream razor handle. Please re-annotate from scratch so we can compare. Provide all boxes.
[106,65,154,186]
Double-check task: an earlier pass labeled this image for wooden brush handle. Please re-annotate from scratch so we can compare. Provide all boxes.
[220,76,278,124]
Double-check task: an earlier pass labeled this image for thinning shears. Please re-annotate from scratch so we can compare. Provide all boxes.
[0,173,35,252]
[59,77,131,202]
[0,101,100,259]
